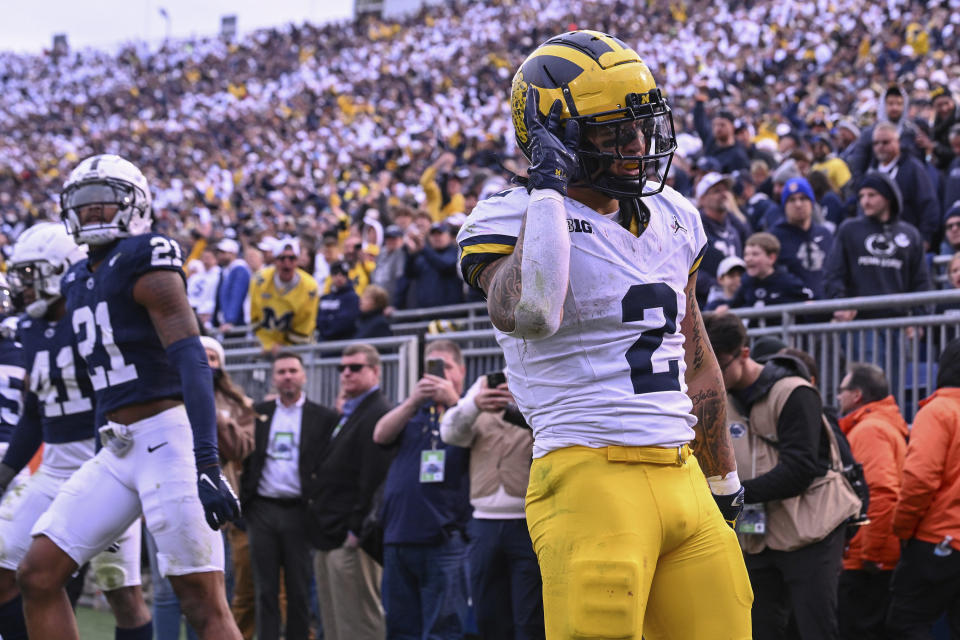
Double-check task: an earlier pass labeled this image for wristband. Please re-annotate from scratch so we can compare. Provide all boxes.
[707,471,742,496]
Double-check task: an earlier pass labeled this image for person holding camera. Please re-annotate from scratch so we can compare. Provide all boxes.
[439,370,545,640]
[373,340,471,640]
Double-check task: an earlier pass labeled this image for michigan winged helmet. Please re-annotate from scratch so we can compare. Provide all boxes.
[512,30,677,198]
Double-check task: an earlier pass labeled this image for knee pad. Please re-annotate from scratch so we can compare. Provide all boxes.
[90,562,128,592]
[569,559,641,639]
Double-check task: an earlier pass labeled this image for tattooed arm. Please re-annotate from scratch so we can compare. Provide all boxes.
[477,190,571,339]
[679,271,737,481]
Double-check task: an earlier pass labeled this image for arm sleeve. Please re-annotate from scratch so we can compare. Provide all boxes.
[290,281,320,343]
[165,336,219,469]
[693,100,713,149]
[216,401,256,464]
[893,404,947,538]
[224,268,250,325]
[1,392,44,473]
[420,166,442,220]
[851,425,901,562]
[822,227,850,299]
[440,378,483,448]
[742,386,823,503]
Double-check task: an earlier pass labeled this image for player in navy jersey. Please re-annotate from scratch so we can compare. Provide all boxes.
[0,273,27,500]
[0,222,152,640]
[16,155,241,640]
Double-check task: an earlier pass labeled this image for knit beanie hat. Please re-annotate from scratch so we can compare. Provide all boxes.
[781,177,816,207]
[858,172,902,218]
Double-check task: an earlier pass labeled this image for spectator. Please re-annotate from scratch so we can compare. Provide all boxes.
[337,236,375,296]
[439,371,545,640]
[404,222,464,309]
[316,260,360,342]
[825,172,931,321]
[836,120,861,165]
[420,151,466,222]
[930,84,960,172]
[692,96,751,173]
[313,232,342,288]
[696,172,750,303]
[240,352,339,640]
[308,344,395,640]
[943,126,960,211]
[888,337,960,638]
[847,84,919,181]
[835,363,908,640]
[354,284,393,340]
[943,203,960,255]
[373,340,471,640]
[772,177,835,299]
[737,171,781,232]
[732,232,813,309]
[249,240,320,353]
[705,255,746,312]
[706,313,859,640]
[213,238,251,332]
[868,122,940,248]
[810,135,852,194]
[187,249,220,327]
[371,225,406,306]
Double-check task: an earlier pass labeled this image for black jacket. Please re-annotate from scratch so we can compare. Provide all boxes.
[240,398,340,511]
[823,214,930,317]
[302,389,395,550]
[867,155,941,244]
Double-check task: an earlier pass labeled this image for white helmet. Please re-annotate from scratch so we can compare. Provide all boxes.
[8,222,88,318]
[0,273,14,319]
[60,154,153,246]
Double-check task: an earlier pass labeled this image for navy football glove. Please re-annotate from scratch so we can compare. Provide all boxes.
[713,485,745,529]
[524,87,581,195]
[197,465,240,531]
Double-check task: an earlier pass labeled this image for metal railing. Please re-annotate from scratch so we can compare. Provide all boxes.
[222,335,419,406]
[222,290,960,421]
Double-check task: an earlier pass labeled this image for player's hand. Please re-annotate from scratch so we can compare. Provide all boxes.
[524,87,580,195]
[713,486,745,529]
[197,465,241,531]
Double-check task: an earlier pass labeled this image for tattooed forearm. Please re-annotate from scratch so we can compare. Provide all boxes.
[480,216,528,333]
[688,292,706,372]
[689,384,735,477]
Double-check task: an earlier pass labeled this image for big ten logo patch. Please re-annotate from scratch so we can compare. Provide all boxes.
[567,218,593,234]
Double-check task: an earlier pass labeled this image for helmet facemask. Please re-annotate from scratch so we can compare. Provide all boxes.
[7,261,64,318]
[574,90,677,199]
[60,176,152,246]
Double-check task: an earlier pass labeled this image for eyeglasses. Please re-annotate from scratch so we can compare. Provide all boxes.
[946,222,960,231]
[276,255,297,262]
[337,363,369,373]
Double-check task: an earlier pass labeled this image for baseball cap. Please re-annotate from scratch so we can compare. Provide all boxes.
[329,260,350,276]
[429,222,450,234]
[276,239,300,257]
[716,256,746,279]
[216,238,240,254]
[695,172,734,203]
[384,224,403,238]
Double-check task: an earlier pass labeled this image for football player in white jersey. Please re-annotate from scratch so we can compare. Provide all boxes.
[457,31,752,639]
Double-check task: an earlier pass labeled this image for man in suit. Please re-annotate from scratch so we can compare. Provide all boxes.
[307,344,395,640]
[240,352,339,640]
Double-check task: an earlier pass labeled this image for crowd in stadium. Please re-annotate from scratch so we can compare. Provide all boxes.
[0,0,959,638]
[0,0,958,347]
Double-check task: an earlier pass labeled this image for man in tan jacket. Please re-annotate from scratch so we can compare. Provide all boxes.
[440,371,545,640]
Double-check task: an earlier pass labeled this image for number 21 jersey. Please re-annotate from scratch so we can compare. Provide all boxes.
[63,233,186,427]
[457,187,707,458]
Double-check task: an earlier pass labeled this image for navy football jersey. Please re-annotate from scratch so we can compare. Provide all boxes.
[63,234,186,426]
[0,334,26,442]
[17,315,96,444]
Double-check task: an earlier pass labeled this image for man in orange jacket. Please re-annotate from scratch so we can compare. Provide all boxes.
[888,337,960,639]
[835,363,909,640]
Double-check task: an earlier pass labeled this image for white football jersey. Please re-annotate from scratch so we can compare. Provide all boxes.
[458,187,707,458]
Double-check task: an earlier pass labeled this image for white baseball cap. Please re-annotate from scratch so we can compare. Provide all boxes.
[717,255,747,278]
[216,238,240,254]
[695,172,734,204]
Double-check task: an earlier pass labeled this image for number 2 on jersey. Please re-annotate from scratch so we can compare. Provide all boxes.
[73,302,138,389]
[621,282,681,393]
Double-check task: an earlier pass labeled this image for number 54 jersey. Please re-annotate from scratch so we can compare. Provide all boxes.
[458,187,708,458]
[62,233,186,427]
